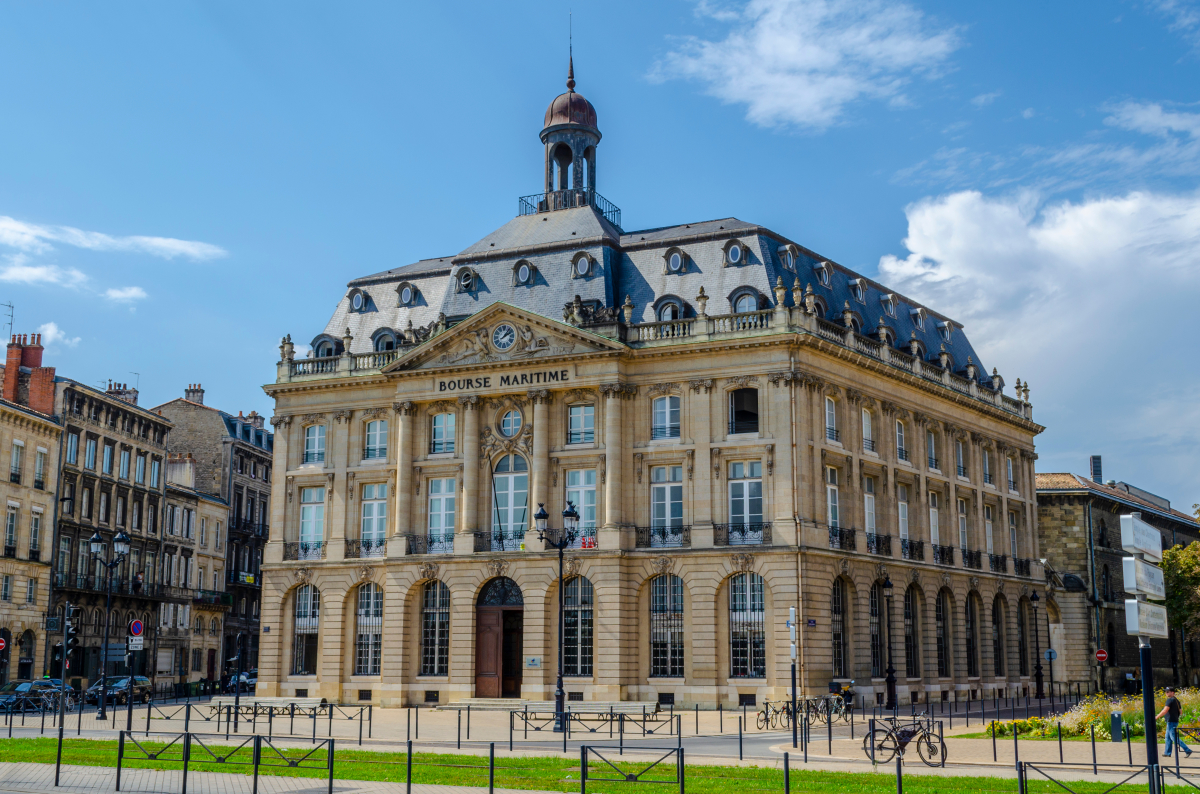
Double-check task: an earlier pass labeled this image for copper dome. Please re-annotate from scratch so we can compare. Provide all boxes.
[542,58,598,131]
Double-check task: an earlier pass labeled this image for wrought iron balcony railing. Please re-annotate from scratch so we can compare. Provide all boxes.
[27,548,39,562]
[988,554,1007,573]
[1009,479,1019,492]
[193,590,233,607]
[429,440,455,454]
[900,538,924,560]
[302,451,325,464]
[345,538,386,559]
[928,456,939,470]
[728,420,759,435]
[866,533,892,556]
[983,473,994,485]
[283,541,325,561]
[897,447,910,462]
[473,531,526,553]
[33,478,44,491]
[828,527,856,551]
[405,533,456,555]
[714,522,772,547]
[362,447,387,461]
[961,548,982,569]
[9,469,19,485]
[3,545,14,558]
[518,189,621,229]
[863,438,876,452]
[635,525,691,549]
[1013,557,1032,577]
[957,466,967,477]
[826,427,840,442]
[226,570,259,587]
[567,430,594,445]
[932,544,955,565]
[651,425,680,440]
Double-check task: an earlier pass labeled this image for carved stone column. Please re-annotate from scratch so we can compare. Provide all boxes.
[600,383,632,549]
[266,415,292,565]
[456,395,481,554]
[390,402,416,557]
[529,390,551,513]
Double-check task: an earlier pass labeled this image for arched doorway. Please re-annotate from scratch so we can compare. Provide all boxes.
[17,630,35,680]
[476,577,523,698]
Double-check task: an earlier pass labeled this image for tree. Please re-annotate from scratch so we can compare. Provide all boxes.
[1161,541,1200,632]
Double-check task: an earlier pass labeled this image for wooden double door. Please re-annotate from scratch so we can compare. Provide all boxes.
[475,607,523,698]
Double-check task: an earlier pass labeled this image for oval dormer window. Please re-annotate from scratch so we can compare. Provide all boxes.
[460,271,473,291]
[668,252,682,273]
[400,286,413,305]
[575,258,589,277]
[728,243,742,264]
[352,293,364,311]
[517,263,531,284]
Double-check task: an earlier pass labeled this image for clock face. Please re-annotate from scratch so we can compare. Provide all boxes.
[492,323,517,351]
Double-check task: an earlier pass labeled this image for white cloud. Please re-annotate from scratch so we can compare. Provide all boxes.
[104,286,148,302]
[0,256,88,287]
[0,216,226,261]
[878,188,1200,496]
[650,0,960,130]
[1021,107,1035,119]
[37,322,80,348]
[1150,0,1200,46]
[970,91,1001,107]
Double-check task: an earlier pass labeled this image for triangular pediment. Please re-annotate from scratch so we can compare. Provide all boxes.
[383,303,625,373]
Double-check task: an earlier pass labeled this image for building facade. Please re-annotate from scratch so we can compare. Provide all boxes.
[0,334,62,683]
[154,385,272,674]
[1037,462,1200,694]
[48,375,179,688]
[258,69,1046,708]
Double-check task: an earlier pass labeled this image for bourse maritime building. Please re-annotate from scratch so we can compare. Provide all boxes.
[258,68,1048,709]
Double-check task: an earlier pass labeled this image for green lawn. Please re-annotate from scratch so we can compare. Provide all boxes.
[0,737,1158,793]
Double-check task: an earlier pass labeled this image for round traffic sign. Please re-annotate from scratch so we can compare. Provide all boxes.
[1096,649,1109,663]
[0,637,6,651]
[129,619,143,637]
[1044,649,1058,661]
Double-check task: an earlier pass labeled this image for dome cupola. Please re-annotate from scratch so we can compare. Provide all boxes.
[540,57,601,195]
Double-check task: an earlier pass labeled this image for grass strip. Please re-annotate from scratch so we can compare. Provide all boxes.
[0,737,1160,794]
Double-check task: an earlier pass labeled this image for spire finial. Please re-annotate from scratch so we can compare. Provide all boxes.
[567,13,576,92]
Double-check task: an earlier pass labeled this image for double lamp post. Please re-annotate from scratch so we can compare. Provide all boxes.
[531,501,579,733]
[88,529,131,721]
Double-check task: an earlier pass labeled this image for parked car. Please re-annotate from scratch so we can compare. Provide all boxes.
[84,676,151,705]
[0,679,62,711]
[244,669,257,693]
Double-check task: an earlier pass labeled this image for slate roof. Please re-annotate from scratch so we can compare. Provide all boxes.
[1036,472,1199,525]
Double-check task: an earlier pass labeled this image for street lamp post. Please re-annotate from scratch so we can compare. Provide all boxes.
[89,529,131,721]
[532,502,578,734]
[882,575,897,712]
[1031,590,1044,700]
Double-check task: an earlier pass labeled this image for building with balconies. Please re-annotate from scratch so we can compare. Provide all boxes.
[154,386,272,675]
[258,63,1045,708]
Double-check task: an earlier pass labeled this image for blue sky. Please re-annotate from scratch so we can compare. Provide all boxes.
[1,1,1198,507]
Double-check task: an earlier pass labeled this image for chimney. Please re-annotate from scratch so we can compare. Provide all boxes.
[246,410,265,430]
[1089,455,1103,484]
[166,452,196,489]
[105,381,139,406]
[3,335,23,403]
[19,333,43,369]
[184,383,205,405]
[28,367,56,415]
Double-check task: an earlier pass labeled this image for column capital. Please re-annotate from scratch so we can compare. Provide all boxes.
[457,394,481,410]
[392,401,418,417]
[599,383,637,400]
[526,389,552,405]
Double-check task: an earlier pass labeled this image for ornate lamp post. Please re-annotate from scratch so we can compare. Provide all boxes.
[532,502,578,733]
[882,575,897,712]
[1031,590,1044,700]
[89,529,131,720]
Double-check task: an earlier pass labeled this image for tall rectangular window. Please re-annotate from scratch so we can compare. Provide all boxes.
[985,505,994,554]
[34,450,45,488]
[982,450,992,484]
[864,477,876,533]
[861,409,874,451]
[729,572,765,677]
[958,498,968,548]
[826,467,839,528]
[568,404,594,444]
[85,438,97,470]
[955,440,965,477]
[650,466,683,528]
[427,479,455,552]
[364,420,387,459]
[935,591,948,677]
[825,397,838,441]
[420,581,450,676]
[303,425,326,463]
[150,459,160,487]
[565,469,596,546]
[898,485,909,540]
[25,577,35,604]
[926,431,937,469]
[10,443,22,482]
[134,453,145,484]
[1,575,10,601]
[649,574,685,677]
[5,508,16,550]
[102,443,114,475]
[1007,457,1017,491]
[299,488,325,559]
[355,584,383,676]
[1009,511,1018,558]
[869,583,883,678]
[430,413,455,453]
[58,537,70,574]
[727,461,762,526]
[896,420,907,460]
[28,512,40,553]
[120,449,131,479]
[357,483,386,557]
[831,578,847,677]
[66,433,79,465]
[564,576,594,677]
[651,397,680,439]
[929,491,940,545]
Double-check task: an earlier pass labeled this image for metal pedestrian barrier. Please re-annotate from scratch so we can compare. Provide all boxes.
[580,745,683,794]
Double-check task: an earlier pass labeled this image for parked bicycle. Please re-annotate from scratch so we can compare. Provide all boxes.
[862,713,947,766]
[756,699,792,730]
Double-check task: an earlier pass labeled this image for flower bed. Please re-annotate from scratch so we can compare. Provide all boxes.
[986,689,1200,740]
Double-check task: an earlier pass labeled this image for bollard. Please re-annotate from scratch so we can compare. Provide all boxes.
[458,708,462,750]
[182,731,191,794]
[146,698,152,736]
[896,749,903,794]
[269,708,274,740]
[677,715,682,749]
[184,703,191,734]
[312,708,317,744]
[939,721,945,767]
[406,740,412,794]
[720,703,723,732]
[327,738,336,794]
[619,713,624,755]
[1013,721,1019,771]
[696,704,699,735]
[489,742,495,794]
[992,720,997,762]
[1127,723,1133,765]
[827,703,832,755]
[359,707,364,746]
[1058,723,1063,764]
[467,704,471,740]
[328,705,333,738]
[1091,725,1097,775]
[252,735,261,794]
[784,751,790,793]
[739,717,743,760]
[369,705,373,738]
[290,703,295,735]
[416,705,419,739]
[116,731,125,791]
[509,711,513,752]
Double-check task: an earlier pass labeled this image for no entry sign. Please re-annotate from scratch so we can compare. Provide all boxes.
[1096,649,1109,663]
[0,637,6,652]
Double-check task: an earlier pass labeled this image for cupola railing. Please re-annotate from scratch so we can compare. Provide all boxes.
[518,189,621,229]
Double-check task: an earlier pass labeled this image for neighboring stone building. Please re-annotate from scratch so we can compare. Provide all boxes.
[48,374,178,689]
[160,454,230,686]
[0,334,62,683]
[154,385,272,675]
[258,66,1045,708]
[1037,462,1200,694]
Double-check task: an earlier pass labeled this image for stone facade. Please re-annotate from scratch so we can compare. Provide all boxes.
[1036,471,1200,694]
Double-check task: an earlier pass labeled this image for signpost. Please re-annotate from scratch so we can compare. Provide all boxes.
[1121,511,1167,772]
[1096,649,1108,663]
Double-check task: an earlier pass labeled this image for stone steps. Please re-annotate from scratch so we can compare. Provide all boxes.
[437,698,660,713]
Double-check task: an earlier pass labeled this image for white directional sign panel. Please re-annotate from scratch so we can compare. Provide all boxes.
[1125,599,1169,638]
[1121,513,1163,562]
[127,636,144,651]
[1123,556,1166,599]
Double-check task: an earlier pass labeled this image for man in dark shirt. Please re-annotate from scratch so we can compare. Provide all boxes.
[1157,686,1192,758]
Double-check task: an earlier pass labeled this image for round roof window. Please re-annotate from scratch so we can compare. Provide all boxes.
[728,244,742,263]
[668,252,682,272]
[400,286,413,305]
[575,258,589,276]
[518,263,531,284]
[352,293,364,311]
[460,271,473,290]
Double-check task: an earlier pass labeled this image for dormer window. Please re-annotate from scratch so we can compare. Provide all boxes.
[911,307,926,330]
[778,244,799,271]
[572,252,594,278]
[938,321,953,342]
[723,240,745,266]
[347,289,369,312]
[734,293,757,313]
[314,340,335,358]
[373,332,396,352]
[513,260,536,286]
[882,294,898,317]
[814,261,832,286]
[658,301,682,321]
[849,279,866,304]
[397,282,419,307]
[456,269,478,293]
[664,249,686,274]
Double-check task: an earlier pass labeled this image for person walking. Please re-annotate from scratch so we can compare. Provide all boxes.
[1158,686,1192,758]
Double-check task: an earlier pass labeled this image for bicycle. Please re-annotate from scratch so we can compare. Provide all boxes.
[757,699,792,730]
[862,712,947,766]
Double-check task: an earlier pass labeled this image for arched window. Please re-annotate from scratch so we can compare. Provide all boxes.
[314,340,335,358]
[194,615,203,633]
[734,293,757,313]
[211,617,220,636]
[292,584,320,675]
[1016,600,1029,676]
[564,576,594,677]
[652,396,681,439]
[831,578,848,677]
[728,388,758,434]
[420,580,451,676]
[1101,566,1110,601]
[373,333,396,352]
[729,572,765,678]
[658,302,681,322]
[966,595,979,678]
[303,425,325,464]
[650,574,684,677]
[870,582,883,678]
[364,420,388,459]
[935,590,950,677]
[355,583,383,676]
[992,598,1005,676]
[491,455,528,546]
